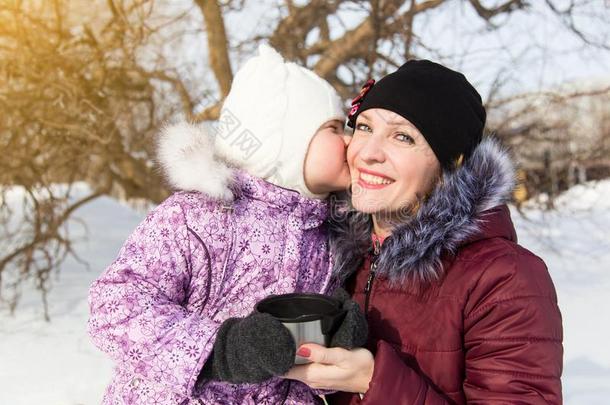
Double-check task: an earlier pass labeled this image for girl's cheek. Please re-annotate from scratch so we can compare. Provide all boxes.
[313,137,342,167]
[328,136,348,163]
[337,137,348,155]
[335,142,348,167]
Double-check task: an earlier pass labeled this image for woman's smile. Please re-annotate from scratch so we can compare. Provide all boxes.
[356,167,395,189]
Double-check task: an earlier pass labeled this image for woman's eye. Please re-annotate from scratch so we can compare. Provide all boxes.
[396,133,415,144]
[355,123,372,133]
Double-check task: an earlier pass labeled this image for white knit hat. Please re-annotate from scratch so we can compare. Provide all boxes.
[213,44,345,199]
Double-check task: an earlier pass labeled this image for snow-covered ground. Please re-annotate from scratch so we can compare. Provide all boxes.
[1,181,609,404]
[514,182,610,404]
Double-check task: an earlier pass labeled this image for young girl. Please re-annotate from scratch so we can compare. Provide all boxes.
[87,45,365,404]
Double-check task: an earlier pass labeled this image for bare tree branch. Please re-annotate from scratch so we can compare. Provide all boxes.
[194,0,233,97]
[468,0,526,21]
[544,0,610,50]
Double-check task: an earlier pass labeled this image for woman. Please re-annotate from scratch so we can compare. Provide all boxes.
[283,60,563,404]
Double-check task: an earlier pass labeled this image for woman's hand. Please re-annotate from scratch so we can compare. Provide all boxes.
[282,343,375,393]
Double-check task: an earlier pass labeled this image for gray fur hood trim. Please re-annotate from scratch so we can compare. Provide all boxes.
[329,137,516,286]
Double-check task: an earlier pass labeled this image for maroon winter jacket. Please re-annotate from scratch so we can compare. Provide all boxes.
[328,139,563,404]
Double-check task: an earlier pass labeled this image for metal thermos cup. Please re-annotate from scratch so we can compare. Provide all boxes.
[255,293,346,364]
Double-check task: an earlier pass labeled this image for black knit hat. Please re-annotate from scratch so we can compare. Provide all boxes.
[347,60,486,170]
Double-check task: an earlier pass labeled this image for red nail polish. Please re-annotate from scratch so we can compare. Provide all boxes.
[296,347,311,357]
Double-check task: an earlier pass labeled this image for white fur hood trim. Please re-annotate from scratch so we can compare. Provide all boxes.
[156,121,235,201]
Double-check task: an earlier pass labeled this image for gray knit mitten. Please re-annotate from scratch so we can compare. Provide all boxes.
[329,287,368,349]
[200,312,296,384]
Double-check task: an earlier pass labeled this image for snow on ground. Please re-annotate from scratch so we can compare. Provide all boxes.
[511,181,610,404]
[0,186,146,405]
[0,181,609,404]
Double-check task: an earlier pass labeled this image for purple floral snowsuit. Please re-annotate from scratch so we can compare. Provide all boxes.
[88,169,335,404]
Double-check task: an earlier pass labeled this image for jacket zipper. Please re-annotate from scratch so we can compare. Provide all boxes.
[364,238,381,315]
